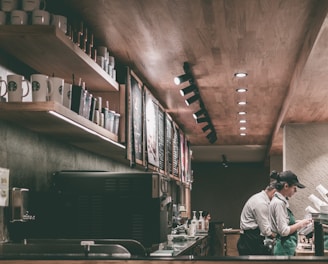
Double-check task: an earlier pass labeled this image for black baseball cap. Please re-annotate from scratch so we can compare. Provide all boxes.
[279,170,305,188]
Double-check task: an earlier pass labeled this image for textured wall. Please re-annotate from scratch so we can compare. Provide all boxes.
[0,120,136,242]
[191,162,269,228]
[284,123,328,220]
[270,155,283,172]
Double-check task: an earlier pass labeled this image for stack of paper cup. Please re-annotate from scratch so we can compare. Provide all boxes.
[308,194,328,211]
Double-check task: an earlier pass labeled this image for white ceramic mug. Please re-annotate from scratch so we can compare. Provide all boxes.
[22,0,41,11]
[6,74,30,102]
[63,82,71,109]
[10,10,28,25]
[51,14,67,34]
[32,9,49,25]
[31,74,50,102]
[0,10,6,25]
[48,76,64,104]
[0,77,8,98]
[1,0,18,12]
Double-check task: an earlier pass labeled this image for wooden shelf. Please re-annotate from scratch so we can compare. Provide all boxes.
[0,102,126,162]
[0,25,119,92]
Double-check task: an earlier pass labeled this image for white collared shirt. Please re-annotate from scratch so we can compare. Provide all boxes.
[269,192,291,237]
[239,190,272,236]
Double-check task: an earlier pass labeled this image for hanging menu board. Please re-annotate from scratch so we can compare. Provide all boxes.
[166,114,173,175]
[158,107,165,171]
[130,73,143,164]
[172,124,180,177]
[145,89,159,167]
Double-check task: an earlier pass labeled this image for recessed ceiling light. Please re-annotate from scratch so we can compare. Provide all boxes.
[240,133,247,136]
[234,72,248,78]
[240,127,246,130]
[239,119,246,123]
[238,101,247,105]
[238,111,247,115]
[236,88,248,93]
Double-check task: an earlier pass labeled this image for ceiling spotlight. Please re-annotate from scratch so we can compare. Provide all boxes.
[196,116,209,124]
[202,123,212,132]
[238,111,247,115]
[209,135,217,144]
[239,119,246,123]
[234,72,248,78]
[238,101,247,105]
[193,108,206,119]
[236,88,248,93]
[206,131,217,144]
[240,133,247,136]
[180,84,197,96]
[240,127,246,130]
[185,93,200,106]
[206,130,216,139]
[174,73,192,85]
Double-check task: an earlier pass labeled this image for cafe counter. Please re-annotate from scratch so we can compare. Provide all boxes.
[1,236,328,263]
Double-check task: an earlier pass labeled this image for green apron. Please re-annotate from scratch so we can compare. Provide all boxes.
[273,208,298,256]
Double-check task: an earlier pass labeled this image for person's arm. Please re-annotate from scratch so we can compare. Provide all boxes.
[288,218,312,235]
[274,202,290,237]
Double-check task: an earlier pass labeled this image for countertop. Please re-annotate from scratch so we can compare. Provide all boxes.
[1,236,328,262]
[150,233,208,257]
[0,235,208,259]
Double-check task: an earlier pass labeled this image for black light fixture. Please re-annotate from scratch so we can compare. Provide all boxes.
[175,62,193,85]
[193,108,206,119]
[206,130,216,139]
[222,154,228,168]
[185,93,200,106]
[209,135,217,144]
[175,61,218,144]
[202,123,212,132]
[207,131,217,144]
[180,84,197,96]
[174,73,192,85]
[196,116,209,124]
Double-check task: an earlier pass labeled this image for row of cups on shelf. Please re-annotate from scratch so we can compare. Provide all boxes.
[1,0,44,12]
[0,0,67,33]
[0,74,121,135]
[0,74,70,107]
[96,46,117,81]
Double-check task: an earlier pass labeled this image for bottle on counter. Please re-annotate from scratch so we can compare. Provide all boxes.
[204,218,209,231]
[189,211,197,236]
[198,210,205,231]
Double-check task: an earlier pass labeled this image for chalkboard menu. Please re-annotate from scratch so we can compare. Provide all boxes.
[145,89,159,167]
[172,125,180,177]
[165,115,173,175]
[130,75,143,164]
[158,107,165,171]
[125,68,192,182]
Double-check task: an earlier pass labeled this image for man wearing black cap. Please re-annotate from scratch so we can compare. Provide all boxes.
[269,170,312,256]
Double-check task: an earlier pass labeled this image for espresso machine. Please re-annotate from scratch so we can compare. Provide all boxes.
[9,188,35,242]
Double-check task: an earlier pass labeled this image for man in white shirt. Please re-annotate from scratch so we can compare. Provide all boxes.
[237,183,276,255]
